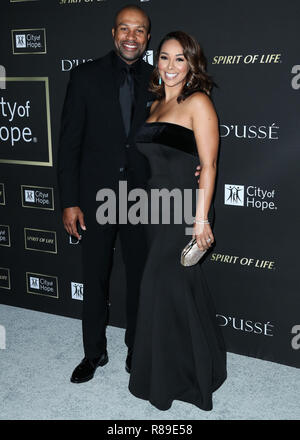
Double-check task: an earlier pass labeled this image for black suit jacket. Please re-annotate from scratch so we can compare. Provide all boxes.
[57,50,154,212]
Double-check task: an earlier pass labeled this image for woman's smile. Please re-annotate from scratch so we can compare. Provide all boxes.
[164,72,179,79]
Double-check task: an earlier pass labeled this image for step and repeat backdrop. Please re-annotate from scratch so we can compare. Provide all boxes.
[0,0,299,368]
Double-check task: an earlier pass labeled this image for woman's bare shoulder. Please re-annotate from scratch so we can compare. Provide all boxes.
[150,99,160,111]
[185,92,215,119]
[148,99,160,119]
[186,91,212,107]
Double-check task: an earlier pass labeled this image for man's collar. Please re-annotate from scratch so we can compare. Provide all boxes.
[111,50,142,74]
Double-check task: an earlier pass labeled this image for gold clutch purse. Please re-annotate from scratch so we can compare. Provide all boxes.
[180,238,207,267]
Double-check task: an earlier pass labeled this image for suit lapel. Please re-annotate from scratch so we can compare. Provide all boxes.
[102,52,153,140]
[129,62,152,137]
[107,51,127,139]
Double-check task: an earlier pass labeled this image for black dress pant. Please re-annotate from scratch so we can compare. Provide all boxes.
[80,190,148,360]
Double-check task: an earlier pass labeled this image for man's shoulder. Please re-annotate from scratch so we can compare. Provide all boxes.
[69,52,154,81]
[69,52,113,79]
[140,58,155,75]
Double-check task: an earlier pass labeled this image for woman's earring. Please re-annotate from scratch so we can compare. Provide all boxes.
[159,76,162,85]
[186,81,190,87]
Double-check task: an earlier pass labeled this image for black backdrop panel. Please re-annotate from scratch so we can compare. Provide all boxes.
[0,0,299,368]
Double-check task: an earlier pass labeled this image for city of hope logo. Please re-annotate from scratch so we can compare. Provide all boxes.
[224,184,277,212]
[0,78,53,166]
[22,185,54,210]
[71,282,83,301]
[12,29,46,55]
[26,273,59,298]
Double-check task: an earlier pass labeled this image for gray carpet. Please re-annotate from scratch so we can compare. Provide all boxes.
[0,304,299,420]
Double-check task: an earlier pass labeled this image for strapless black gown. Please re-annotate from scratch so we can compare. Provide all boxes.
[128,122,227,411]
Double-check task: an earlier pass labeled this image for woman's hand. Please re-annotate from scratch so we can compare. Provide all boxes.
[194,164,202,183]
[193,222,214,251]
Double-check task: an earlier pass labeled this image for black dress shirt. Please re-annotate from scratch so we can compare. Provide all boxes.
[111,50,142,114]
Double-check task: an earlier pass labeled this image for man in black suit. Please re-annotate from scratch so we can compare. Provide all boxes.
[57,5,154,383]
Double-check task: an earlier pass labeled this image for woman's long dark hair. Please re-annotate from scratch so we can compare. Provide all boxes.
[149,31,214,102]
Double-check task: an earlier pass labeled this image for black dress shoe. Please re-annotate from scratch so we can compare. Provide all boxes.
[125,349,133,374]
[70,351,108,383]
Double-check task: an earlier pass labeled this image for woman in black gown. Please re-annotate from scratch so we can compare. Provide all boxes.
[128,31,227,411]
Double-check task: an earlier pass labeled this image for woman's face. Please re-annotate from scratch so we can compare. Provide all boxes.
[157,39,189,88]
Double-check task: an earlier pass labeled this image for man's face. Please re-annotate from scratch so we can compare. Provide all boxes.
[112,8,150,64]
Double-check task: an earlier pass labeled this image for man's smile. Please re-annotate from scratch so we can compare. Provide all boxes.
[122,41,139,51]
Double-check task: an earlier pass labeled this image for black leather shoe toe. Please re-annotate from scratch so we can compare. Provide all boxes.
[70,351,108,383]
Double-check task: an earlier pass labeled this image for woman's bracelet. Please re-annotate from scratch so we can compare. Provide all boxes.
[194,218,210,224]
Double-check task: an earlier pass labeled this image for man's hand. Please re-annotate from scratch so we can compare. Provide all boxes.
[62,206,86,240]
[195,164,202,183]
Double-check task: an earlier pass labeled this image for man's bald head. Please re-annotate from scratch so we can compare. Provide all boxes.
[113,4,151,33]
